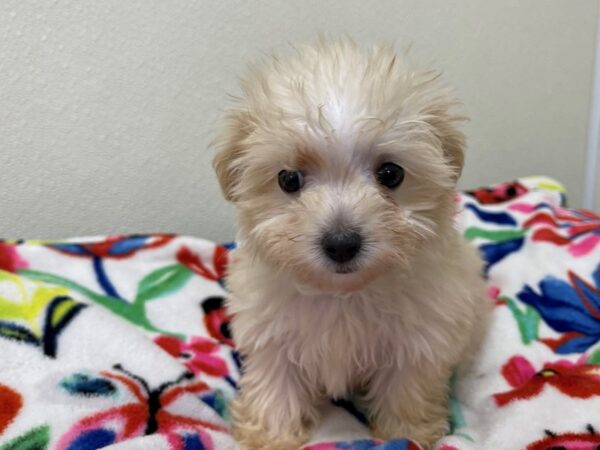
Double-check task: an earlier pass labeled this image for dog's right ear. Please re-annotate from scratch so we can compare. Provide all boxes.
[213,110,252,202]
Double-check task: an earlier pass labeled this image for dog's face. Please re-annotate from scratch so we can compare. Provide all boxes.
[214,40,465,293]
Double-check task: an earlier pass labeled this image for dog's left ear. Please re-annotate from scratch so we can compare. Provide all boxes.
[213,110,253,202]
[425,107,466,181]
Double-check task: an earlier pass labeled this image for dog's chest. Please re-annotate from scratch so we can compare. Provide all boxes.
[285,292,402,398]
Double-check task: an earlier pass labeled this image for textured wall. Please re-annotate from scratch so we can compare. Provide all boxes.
[597,161,600,211]
[0,0,598,241]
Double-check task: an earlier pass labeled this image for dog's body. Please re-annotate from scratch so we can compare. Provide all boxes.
[214,39,489,449]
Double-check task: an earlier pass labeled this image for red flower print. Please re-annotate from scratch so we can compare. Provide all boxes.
[48,234,174,259]
[520,205,600,257]
[201,296,234,347]
[488,286,500,301]
[176,245,228,284]
[155,335,229,377]
[0,243,28,273]
[540,331,589,354]
[494,355,600,406]
[526,425,600,450]
[465,181,528,205]
[0,384,22,435]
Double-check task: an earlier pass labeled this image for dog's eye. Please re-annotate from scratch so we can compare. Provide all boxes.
[376,162,405,189]
[278,170,304,193]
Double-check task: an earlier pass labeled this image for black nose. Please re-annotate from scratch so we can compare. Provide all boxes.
[321,231,362,264]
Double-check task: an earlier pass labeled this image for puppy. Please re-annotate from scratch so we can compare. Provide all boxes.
[213,38,489,450]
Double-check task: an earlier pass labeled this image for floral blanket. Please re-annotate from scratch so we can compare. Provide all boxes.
[1,177,599,450]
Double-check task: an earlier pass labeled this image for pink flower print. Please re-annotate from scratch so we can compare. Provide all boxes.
[0,243,28,273]
[155,336,229,377]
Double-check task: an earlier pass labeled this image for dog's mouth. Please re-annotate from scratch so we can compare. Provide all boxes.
[334,265,357,274]
[301,258,386,294]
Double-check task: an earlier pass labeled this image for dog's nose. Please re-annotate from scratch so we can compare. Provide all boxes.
[321,231,362,264]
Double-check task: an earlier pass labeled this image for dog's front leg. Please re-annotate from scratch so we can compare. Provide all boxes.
[231,345,317,450]
[365,363,452,450]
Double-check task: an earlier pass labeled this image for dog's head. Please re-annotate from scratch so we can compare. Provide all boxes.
[214,39,465,293]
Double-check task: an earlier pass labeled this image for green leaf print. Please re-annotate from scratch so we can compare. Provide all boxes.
[0,425,50,450]
[500,296,540,344]
[135,264,193,303]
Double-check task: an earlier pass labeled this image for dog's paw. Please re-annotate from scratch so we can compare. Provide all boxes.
[231,396,310,450]
[233,424,308,450]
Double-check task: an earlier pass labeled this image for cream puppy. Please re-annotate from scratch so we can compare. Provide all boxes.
[213,38,489,450]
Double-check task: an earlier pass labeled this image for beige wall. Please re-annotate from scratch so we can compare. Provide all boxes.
[596,162,600,211]
[0,0,598,241]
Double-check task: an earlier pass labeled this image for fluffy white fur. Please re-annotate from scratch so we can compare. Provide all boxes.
[213,38,489,450]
